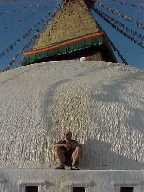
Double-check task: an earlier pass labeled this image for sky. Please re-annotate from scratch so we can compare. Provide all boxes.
[0,0,144,71]
[93,0,144,68]
[0,0,58,71]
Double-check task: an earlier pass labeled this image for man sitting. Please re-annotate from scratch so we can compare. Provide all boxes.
[54,131,81,170]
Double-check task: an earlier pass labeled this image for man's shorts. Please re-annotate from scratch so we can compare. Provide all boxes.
[63,148,74,166]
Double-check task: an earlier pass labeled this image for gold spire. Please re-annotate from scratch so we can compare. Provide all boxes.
[33,0,99,49]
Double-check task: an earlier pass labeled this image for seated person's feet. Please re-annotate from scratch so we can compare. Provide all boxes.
[71,166,80,170]
[55,164,65,169]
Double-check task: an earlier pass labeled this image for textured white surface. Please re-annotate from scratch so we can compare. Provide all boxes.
[0,61,144,169]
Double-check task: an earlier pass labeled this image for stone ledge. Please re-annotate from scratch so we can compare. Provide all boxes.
[0,169,144,192]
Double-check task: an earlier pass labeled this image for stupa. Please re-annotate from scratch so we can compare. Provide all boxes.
[0,1,144,192]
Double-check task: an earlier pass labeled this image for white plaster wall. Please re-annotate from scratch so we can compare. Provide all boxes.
[0,169,143,192]
[0,61,144,169]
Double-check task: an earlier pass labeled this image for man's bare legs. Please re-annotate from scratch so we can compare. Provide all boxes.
[54,145,82,169]
[54,146,66,169]
[71,146,81,169]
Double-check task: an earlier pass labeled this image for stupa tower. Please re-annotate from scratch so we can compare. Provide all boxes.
[23,0,116,65]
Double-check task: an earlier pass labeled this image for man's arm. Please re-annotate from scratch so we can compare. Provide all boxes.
[54,140,66,148]
[54,143,65,148]
[72,140,81,149]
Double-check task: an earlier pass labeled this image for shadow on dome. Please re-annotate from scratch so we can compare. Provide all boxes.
[80,139,144,170]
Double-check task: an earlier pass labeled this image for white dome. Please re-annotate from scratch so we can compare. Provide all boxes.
[0,61,143,169]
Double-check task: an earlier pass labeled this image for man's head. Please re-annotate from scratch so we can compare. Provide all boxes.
[65,130,72,141]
